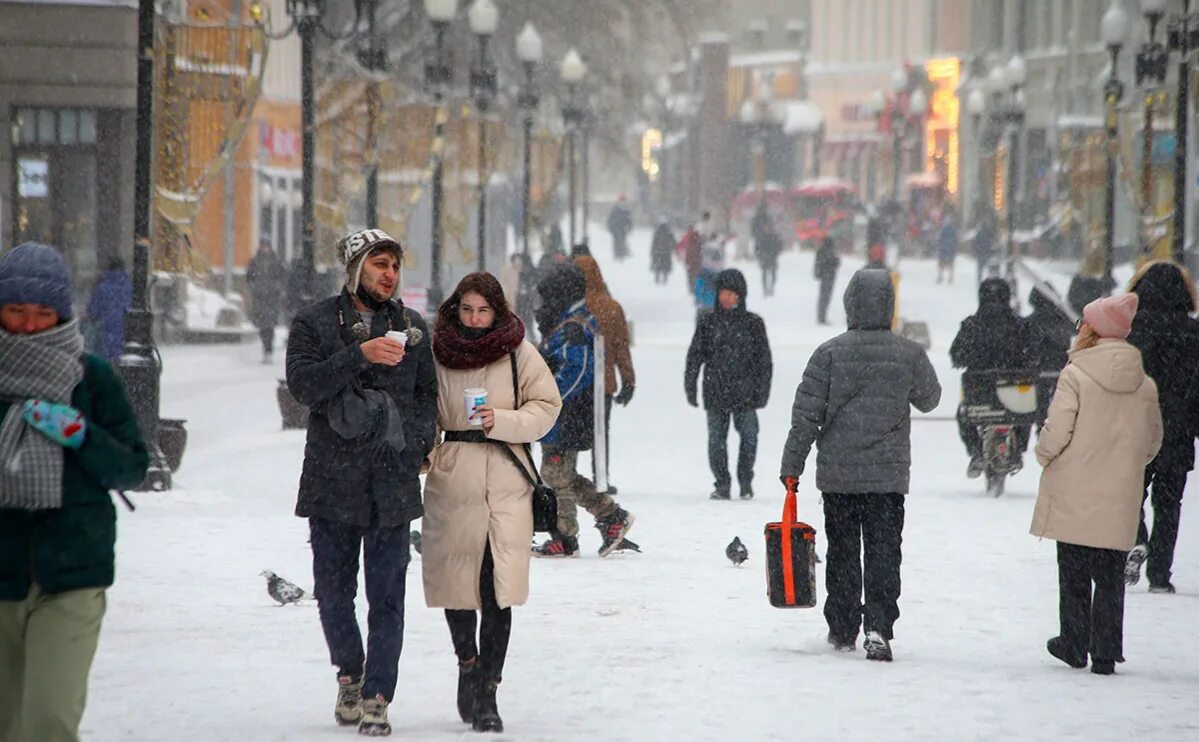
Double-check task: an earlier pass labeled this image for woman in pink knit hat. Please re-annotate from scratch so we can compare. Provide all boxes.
[1030,292,1163,675]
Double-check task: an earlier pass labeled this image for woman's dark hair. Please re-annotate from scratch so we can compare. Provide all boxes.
[437,271,512,328]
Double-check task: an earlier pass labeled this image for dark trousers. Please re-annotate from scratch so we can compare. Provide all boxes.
[444,542,512,683]
[817,278,834,323]
[706,408,758,493]
[1136,462,1187,587]
[957,408,1030,458]
[823,493,904,642]
[258,325,275,355]
[309,517,411,702]
[1056,542,1125,663]
[761,263,778,297]
[592,395,614,488]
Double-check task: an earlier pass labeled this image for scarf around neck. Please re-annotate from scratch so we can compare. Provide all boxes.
[433,314,526,370]
[0,319,85,510]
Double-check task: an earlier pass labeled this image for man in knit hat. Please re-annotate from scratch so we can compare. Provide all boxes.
[285,229,437,735]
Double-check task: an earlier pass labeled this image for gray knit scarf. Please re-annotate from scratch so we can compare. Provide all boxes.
[0,319,85,510]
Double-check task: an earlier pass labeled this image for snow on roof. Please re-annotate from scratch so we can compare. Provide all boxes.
[729,50,803,69]
[783,101,823,135]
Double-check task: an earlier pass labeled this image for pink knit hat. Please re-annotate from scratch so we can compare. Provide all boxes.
[1082,293,1139,339]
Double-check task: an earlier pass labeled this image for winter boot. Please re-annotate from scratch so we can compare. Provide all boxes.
[457,657,480,724]
[596,508,635,557]
[335,674,364,726]
[358,694,391,737]
[1090,660,1116,675]
[531,534,578,558]
[1124,544,1148,586]
[827,632,856,652]
[1148,582,1176,594]
[863,631,892,662]
[1046,636,1087,668]
[471,681,504,733]
[740,487,754,500]
[966,457,984,479]
[709,488,731,500]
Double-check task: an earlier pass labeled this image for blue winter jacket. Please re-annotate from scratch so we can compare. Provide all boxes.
[539,300,597,449]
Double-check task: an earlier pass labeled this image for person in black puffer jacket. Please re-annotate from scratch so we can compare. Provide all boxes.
[950,277,1036,475]
[1123,260,1199,593]
[780,268,941,661]
[684,268,773,499]
[1022,285,1075,428]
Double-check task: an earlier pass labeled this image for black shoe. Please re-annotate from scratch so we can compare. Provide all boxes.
[739,487,754,500]
[1124,545,1148,586]
[1148,582,1176,594]
[709,489,731,500]
[457,658,479,724]
[596,508,635,557]
[863,631,892,662]
[1046,637,1087,668]
[472,681,503,733]
[612,537,642,553]
[1090,660,1116,675]
[827,632,856,652]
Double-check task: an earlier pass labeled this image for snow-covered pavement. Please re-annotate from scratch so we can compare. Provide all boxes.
[84,229,1199,741]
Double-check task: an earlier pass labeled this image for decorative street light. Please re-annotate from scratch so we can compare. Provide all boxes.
[560,48,587,247]
[1165,0,1198,265]
[468,0,499,272]
[516,22,542,259]
[1135,0,1170,260]
[1103,0,1131,292]
[424,0,459,309]
[1002,54,1027,276]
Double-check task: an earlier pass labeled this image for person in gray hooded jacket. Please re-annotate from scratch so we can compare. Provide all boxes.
[780,268,941,662]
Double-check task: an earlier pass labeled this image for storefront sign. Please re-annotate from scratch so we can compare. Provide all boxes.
[18,158,48,197]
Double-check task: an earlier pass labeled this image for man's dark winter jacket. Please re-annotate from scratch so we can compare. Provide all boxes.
[780,269,941,494]
[247,248,287,330]
[950,278,1033,371]
[0,354,149,600]
[1023,287,1074,373]
[814,240,841,281]
[286,292,436,527]
[1127,262,1199,471]
[86,267,132,361]
[684,269,772,411]
[536,264,596,450]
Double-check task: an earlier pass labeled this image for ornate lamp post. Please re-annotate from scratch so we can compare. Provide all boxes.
[1135,0,1169,260]
[1003,54,1027,273]
[424,0,458,309]
[1165,0,1199,265]
[468,0,499,272]
[560,48,587,247]
[1103,1,1131,291]
[966,85,987,229]
[516,22,543,258]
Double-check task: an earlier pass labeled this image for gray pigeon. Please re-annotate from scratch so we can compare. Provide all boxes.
[411,530,422,555]
[261,570,312,606]
[726,537,748,566]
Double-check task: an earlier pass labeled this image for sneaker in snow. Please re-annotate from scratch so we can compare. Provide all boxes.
[739,487,754,500]
[863,631,892,662]
[966,457,984,479]
[531,534,578,558]
[358,694,391,737]
[596,508,635,557]
[612,537,642,553]
[335,674,364,726]
[709,489,731,500]
[1148,582,1176,594]
[827,633,856,652]
[1124,544,1148,586]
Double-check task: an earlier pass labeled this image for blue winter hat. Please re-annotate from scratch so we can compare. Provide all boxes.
[0,242,74,319]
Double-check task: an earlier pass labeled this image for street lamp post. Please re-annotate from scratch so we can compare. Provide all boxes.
[1166,0,1195,264]
[359,0,386,229]
[890,68,909,198]
[424,0,458,309]
[468,0,498,272]
[516,23,542,259]
[966,85,987,231]
[1136,0,1169,261]
[1004,54,1027,274]
[561,48,587,248]
[1103,2,1131,292]
[581,94,592,248]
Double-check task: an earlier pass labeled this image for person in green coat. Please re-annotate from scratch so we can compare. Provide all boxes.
[0,242,149,742]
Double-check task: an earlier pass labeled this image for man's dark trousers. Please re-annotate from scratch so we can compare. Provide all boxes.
[817,279,834,323]
[309,516,411,702]
[706,408,758,494]
[1136,462,1187,587]
[823,493,904,642]
[1056,542,1125,663]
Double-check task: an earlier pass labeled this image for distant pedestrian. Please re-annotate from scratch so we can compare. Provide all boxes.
[813,236,841,325]
[693,245,725,317]
[936,211,959,284]
[650,221,675,285]
[780,268,941,661]
[973,207,998,285]
[85,255,132,361]
[246,240,287,362]
[685,269,772,500]
[678,212,711,293]
[1032,293,1162,675]
[753,209,783,297]
[606,195,634,261]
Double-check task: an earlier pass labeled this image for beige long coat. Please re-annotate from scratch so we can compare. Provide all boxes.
[1030,340,1162,551]
[423,340,561,610]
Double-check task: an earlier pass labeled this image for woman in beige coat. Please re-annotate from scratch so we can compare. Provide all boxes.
[1030,293,1162,676]
[424,272,561,733]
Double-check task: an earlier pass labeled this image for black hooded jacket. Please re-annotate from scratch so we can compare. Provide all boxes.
[1127,262,1199,471]
[684,269,773,411]
[950,278,1034,370]
[1022,287,1074,373]
[780,269,941,494]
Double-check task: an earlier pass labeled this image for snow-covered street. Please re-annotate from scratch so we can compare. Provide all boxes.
[84,229,1199,741]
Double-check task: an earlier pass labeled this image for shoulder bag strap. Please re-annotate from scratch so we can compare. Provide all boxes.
[488,351,546,487]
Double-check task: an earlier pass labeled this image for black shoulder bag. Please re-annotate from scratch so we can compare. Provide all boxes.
[496,352,558,533]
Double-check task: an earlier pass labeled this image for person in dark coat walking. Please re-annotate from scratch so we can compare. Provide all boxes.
[684,269,772,499]
[950,277,1034,476]
[780,268,941,661]
[606,195,634,261]
[1023,286,1075,427]
[285,228,437,736]
[85,255,132,361]
[247,240,288,362]
[0,242,149,742]
[936,211,959,284]
[972,206,998,285]
[1123,261,1199,593]
[753,207,783,297]
[814,236,841,325]
[650,221,675,284]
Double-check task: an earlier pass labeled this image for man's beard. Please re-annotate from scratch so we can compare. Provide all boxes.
[356,282,390,311]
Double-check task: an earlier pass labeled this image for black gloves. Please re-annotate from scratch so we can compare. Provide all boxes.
[614,384,635,406]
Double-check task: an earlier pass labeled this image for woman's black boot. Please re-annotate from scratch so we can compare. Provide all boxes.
[472,681,503,733]
[457,658,480,723]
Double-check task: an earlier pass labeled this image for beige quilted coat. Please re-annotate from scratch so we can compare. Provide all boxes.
[422,340,561,610]
[1030,340,1162,551]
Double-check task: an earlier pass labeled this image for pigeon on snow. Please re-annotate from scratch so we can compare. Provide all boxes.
[726,537,749,566]
[261,570,313,606]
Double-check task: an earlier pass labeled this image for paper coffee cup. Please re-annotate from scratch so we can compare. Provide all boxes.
[385,330,408,346]
[463,387,488,426]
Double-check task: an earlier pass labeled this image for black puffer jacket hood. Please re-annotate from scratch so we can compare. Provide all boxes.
[979,277,1011,308]
[1131,262,1196,313]
[714,268,749,311]
[844,269,894,330]
[535,263,586,335]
